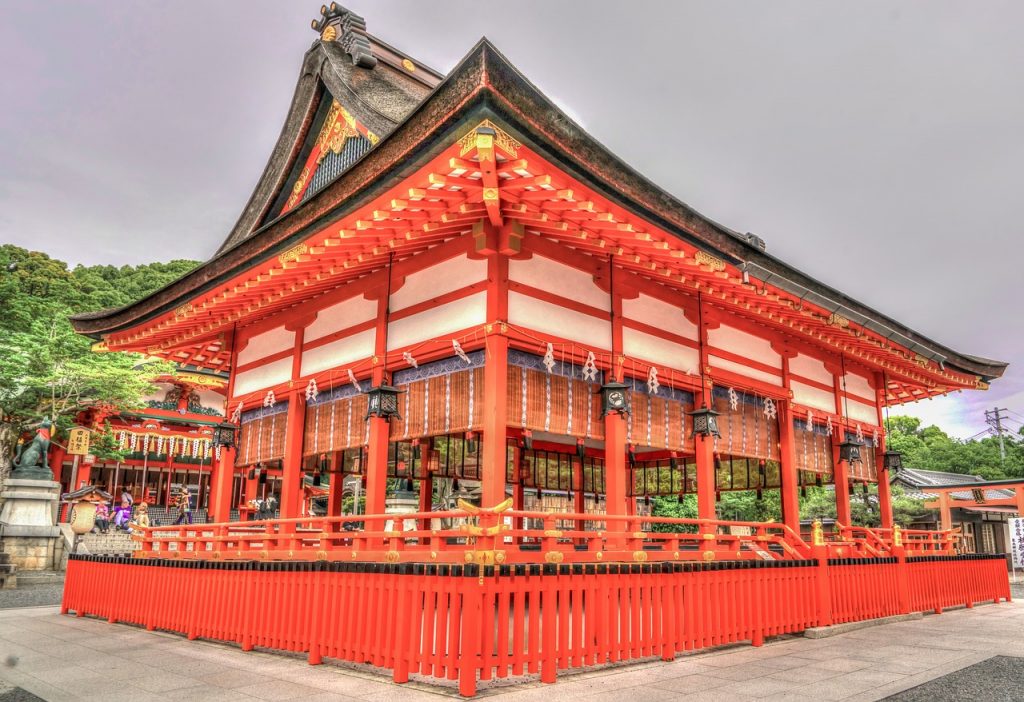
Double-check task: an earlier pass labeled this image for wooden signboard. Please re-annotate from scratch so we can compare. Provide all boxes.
[67,428,91,456]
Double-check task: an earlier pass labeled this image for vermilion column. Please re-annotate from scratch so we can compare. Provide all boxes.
[364,417,389,517]
[481,329,509,507]
[832,439,852,526]
[48,445,66,481]
[604,413,628,531]
[874,375,894,528]
[937,491,953,531]
[327,452,344,519]
[876,435,894,529]
[695,428,717,521]
[777,401,800,533]
[279,391,306,520]
[76,458,94,490]
[209,446,236,523]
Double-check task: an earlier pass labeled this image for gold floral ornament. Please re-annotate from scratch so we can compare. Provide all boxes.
[458,119,521,158]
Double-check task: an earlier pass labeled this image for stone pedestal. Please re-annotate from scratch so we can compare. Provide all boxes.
[385,490,421,531]
[0,479,62,571]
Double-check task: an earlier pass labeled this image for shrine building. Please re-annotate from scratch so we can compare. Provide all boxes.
[63,7,1012,695]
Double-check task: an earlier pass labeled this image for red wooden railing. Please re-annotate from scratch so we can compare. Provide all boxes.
[62,505,1010,697]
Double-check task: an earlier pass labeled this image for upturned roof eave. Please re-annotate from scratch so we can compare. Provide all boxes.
[69,39,1007,383]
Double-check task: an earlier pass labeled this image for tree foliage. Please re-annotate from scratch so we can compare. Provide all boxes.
[886,415,1024,480]
[0,245,199,478]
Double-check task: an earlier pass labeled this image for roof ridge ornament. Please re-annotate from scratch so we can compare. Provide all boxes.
[312,3,378,69]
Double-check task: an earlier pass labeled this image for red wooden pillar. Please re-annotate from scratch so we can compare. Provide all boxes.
[48,445,66,480]
[832,374,851,526]
[832,439,852,526]
[76,457,94,490]
[279,391,306,520]
[874,374,894,529]
[604,269,629,530]
[875,435,894,530]
[605,415,628,532]
[209,447,236,524]
[937,491,953,531]
[480,250,510,509]
[481,330,509,508]
[777,400,800,534]
[364,417,389,518]
[327,452,344,519]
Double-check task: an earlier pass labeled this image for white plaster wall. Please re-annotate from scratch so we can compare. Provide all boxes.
[707,325,781,368]
[388,292,487,349]
[791,380,837,413]
[622,294,697,340]
[508,291,612,350]
[237,325,295,366]
[301,328,376,377]
[305,295,377,343]
[790,352,833,384]
[709,355,783,386]
[509,256,609,311]
[233,357,292,397]
[390,255,486,312]
[196,388,226,413]
[846,398,879,425]
[623,328,698,374]
[844,372,875,403]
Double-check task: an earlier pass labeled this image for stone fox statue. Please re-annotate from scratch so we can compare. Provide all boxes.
[12,420,53,478]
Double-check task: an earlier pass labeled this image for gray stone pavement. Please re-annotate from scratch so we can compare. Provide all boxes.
[0,601,1022,702]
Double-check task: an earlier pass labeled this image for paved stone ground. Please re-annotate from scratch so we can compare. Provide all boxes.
[1,601,1022,702]
[0,585,63,611]
[883,655,1024,701]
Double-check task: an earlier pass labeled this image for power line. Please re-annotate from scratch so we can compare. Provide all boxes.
[984,407,1011,467]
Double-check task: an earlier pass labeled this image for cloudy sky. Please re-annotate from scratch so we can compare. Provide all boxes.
[1,1,1021,438]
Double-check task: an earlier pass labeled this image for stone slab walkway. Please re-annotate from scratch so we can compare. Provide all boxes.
[1,601,1022,701]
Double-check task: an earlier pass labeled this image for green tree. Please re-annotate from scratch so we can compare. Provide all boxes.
[886,415,1024,479]
[0,245,198,482]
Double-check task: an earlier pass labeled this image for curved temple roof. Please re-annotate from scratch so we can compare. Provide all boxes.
[71,5,1006,401]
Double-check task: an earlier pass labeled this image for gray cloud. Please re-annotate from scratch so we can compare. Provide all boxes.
[0,1,1020,437]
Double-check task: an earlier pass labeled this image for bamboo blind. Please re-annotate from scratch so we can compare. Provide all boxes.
[711,394,781,461]
[236,406,289,466]
[506,366,604,441]
[793,420,835,476]
[302,367,484,456]
[301,393,370,457]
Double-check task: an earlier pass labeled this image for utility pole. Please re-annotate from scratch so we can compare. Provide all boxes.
[984,407,1009,467]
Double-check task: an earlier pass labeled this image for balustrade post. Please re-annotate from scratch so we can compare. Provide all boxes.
[892,526,911,614]
[811,521,833,627]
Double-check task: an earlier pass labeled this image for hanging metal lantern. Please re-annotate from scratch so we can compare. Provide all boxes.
[212,422,237,448]
[600,381,630,417]
[687,405,721,439]
[883,450,903,473]
[365,385,403,420]
[839,438,863,464]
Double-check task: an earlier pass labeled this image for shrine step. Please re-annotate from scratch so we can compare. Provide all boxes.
[78,531,138,557]
[0,541,16,590]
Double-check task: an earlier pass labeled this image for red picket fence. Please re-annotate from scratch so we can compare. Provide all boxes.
[63,551,1010,696]
[827,558,903,624]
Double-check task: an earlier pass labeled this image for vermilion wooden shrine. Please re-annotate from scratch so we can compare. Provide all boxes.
[67,6,1010,696]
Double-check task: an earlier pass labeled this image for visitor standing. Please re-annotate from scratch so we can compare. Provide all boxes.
[174,486,193,525]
